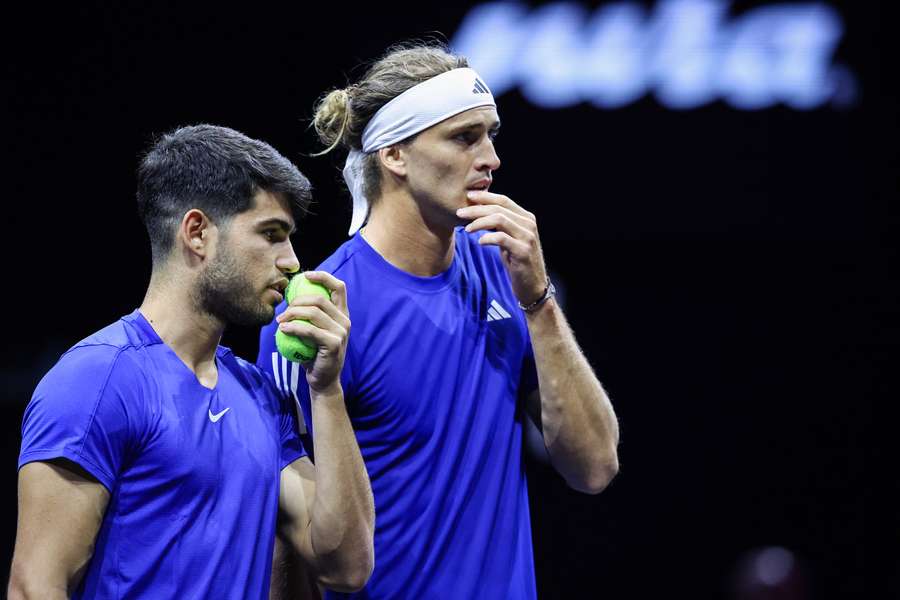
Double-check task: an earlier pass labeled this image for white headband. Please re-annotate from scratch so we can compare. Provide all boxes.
[342,67,496,235]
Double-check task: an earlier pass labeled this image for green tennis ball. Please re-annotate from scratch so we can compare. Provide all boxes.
[275,274,332,362]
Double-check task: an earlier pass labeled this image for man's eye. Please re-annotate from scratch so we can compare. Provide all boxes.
[456,132,476,144]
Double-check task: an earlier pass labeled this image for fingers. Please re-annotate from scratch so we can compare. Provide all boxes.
[465,190,533,219]
[277,303,348,336]
[279,319,345,358]
[457,198,535,230]
[279,292,350,331]
[277,301,351,355]
[461,191,548,306]
[276,301,349,356]
[460,208,533,239]
[276,271,351,348]
[299,270,349,314]
[457,203,539,257]
[477,231,532,257]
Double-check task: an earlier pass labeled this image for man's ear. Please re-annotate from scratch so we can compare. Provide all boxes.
[378,145,407,178]
[179,209,215,259]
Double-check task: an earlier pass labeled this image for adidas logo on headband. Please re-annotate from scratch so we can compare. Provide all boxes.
[472,78,490,94]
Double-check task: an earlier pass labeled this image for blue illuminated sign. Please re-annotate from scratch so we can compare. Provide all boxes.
[451,0,857,110]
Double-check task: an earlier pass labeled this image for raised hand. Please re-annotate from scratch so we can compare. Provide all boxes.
[457,190,549,306]
[276,271,351,393]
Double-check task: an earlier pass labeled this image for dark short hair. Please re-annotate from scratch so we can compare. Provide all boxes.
[136,124,312,264]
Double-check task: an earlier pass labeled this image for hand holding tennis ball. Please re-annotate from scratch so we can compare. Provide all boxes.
[275,273,333,362]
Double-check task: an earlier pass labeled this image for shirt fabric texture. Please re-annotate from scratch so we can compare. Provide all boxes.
[20,309,305,599]
[259,228,539,599]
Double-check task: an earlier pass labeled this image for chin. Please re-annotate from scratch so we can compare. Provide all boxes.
[231,302,276,328]
[258,303,276,324]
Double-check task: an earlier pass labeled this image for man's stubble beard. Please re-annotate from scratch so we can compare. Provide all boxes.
[195,242,274,328]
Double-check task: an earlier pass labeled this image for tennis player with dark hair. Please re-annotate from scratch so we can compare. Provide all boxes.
[259,43,619,598]
[9,124,374,600]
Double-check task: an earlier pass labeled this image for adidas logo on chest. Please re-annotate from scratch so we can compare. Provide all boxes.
[487,299,512,322]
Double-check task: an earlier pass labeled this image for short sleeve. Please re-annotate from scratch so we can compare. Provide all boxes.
[19,345,137,492]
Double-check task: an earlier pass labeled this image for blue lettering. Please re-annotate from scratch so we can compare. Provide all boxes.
[451,0,856,110]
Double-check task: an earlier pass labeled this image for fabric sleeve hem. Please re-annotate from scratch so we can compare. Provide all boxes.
[18,448,116,493]
[279,447,306,471]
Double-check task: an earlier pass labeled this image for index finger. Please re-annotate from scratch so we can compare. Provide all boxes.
[466,190,529,217]
[300,270,348,314]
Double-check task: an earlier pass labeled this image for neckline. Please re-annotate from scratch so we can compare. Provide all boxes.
[127,309,221,391]
[352,232,460,293]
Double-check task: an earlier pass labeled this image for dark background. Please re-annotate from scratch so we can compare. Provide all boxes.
[2,1,895,598]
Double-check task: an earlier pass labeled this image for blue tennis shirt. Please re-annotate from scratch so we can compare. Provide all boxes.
[19,309,305,599]
[259,228,539,599]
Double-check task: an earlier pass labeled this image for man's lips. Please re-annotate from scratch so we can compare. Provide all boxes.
[271,279,289,293]
[467,179,492,192]
[268,279,289,303]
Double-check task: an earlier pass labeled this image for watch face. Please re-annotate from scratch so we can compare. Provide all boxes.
[520,280,554,312]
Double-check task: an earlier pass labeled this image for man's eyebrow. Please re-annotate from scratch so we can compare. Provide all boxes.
[449,120,502,133]
[258,217,296,235]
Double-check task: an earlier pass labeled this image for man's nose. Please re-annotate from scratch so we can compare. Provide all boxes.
[477,139,501,172]
[277,241,300,275]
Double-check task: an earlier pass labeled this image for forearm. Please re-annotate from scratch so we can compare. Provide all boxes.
[270,536,322,600]
[526,299,620,494]
[307,384,374,589]
[8,561,71,600]
[7,548,86,600]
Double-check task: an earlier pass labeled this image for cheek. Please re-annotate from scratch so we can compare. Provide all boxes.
[411,144,467,182]
[231,247,270,285]
[423,158,468,190]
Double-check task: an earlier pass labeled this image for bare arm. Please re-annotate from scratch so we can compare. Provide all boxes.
[274,271,375,592]
[8,459,109,600]
[523,300,619,493]
[459,191,620,494]
[269,535,321,600]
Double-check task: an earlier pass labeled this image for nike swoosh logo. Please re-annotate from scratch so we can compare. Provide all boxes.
[208,407,230,423]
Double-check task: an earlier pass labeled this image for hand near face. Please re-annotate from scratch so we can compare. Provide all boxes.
[457,191,549,306]
[276,271,350,393]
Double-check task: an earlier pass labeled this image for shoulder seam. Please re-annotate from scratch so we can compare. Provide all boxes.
[326,249,357,276]
[75,346,130,473]
[62,338,159,360]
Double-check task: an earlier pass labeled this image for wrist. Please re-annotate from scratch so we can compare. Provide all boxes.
[309,380,343,401]
[519,278,556,313]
